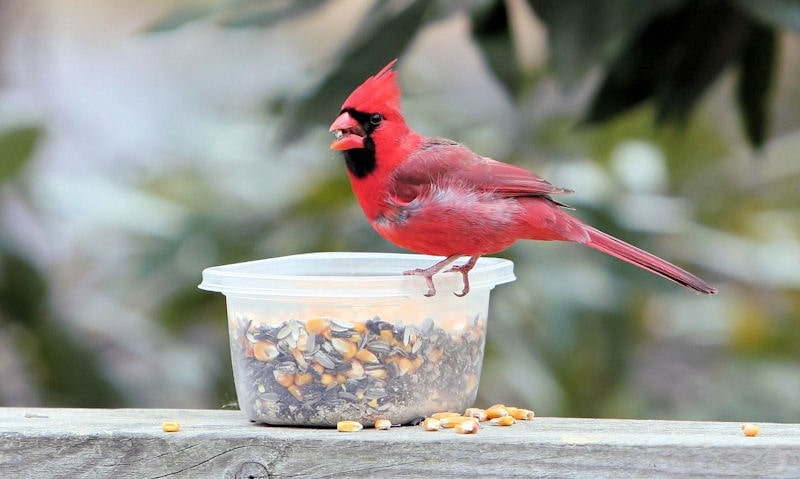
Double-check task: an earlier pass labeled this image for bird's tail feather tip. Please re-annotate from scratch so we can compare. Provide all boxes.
[584,227,717,295]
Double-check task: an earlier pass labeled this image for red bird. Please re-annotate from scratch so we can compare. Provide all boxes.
[329,60,717,297]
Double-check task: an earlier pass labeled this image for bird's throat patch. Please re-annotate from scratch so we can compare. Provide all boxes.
[343,136,377,179]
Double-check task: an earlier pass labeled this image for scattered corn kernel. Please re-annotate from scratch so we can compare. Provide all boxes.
[464,407,488,422]
[486,405,509,419]
[454,418,480,434]
[741,423,760,437]
[511,408,535,420]
[422,417,441,431]
[491,415,516,426]
[440,415,473,428]
[337,420,364,432]
[374,419,392,430]
[431,412,461,420]
[161,421,181,433]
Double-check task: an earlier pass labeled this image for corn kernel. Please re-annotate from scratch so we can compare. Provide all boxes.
[286,384,303,401]
[365,367,388,380]
[422,417,441,431]
[319,373,335,386]
[464,407,488,421]
[440,416,473,428]
[379,329,394,343]
[337,420,364,432]
[411,357,423,371]
[511,408,535,420]
[331,338,357,360]
[306,317,329,335]
[161,421,181,433]
[355,348,379,364]
[311,362,325,374]
[252,342,278,362]
[374,419,392,430]
[294,372,313,386]
[273,370,295,388]
[454,418,480,434]
[741,423,760,437]
[431,412,461,420]
[396,357,412,375]
[486,405,509,419]
[491,415,516,426]
[346,360,365,380]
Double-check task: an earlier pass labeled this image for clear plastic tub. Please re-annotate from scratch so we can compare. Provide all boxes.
[199,252,515,427]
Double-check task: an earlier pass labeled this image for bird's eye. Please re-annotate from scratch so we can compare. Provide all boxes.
[370,113,383,126]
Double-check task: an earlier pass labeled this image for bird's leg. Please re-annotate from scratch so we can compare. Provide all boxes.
[445,255,480,297]
[404,255,462,297]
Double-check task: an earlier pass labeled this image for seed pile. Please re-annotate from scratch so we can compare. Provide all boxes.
[231,315,486,426]
[419,404,535,435]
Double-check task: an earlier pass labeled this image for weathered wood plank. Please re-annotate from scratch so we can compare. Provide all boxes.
[1,408,798,478]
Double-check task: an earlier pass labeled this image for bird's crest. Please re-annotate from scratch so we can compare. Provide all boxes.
[340,59,401,113]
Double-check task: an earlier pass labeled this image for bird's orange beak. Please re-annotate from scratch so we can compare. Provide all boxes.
[329,112,365,150]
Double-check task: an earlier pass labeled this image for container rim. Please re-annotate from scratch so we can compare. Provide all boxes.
[198,252,515,298]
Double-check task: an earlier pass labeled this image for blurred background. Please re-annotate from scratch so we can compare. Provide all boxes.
[1,0,798,421]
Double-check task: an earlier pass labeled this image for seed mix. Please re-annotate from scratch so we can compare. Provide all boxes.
[231,314,485,426]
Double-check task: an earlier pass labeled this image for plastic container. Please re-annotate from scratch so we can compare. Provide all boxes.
[199,252,515,427]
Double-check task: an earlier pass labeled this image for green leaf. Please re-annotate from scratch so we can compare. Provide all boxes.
[0,251,47,326]
[653,1,751,122]
[141,4,219,33]
[278,0,430,145]
[219,0,328,29]
[0,126,40,185]
[585,0,752,126]
[527,0,682,87]
[736,24,777,148]
[733,0,800,32]
[471,0,520,99]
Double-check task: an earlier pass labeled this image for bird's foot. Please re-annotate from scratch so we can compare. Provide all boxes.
[403,254,462,297]
[403,268,438,297]
[404,255,481,297]
[444,255,480,297]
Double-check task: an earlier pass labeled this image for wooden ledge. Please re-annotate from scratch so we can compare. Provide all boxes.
[1,407,798,478]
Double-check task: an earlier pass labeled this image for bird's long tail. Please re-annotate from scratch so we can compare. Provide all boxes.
[584,226,717,294]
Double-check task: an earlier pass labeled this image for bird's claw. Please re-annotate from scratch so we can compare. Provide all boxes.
[445,264,471,297]
[404,268,437,296]
[404,255,480,298]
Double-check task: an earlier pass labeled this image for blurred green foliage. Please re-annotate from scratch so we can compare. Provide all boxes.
[146,0,795,148]
[0,127,122,406]
[2,0,799,420]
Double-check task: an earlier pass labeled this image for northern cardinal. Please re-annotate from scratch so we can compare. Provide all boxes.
[329,60,717,297]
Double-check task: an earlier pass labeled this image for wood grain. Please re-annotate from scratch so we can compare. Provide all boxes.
[1,408,798,478]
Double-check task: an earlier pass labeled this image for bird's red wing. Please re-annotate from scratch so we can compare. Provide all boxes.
[392,137,572,201]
